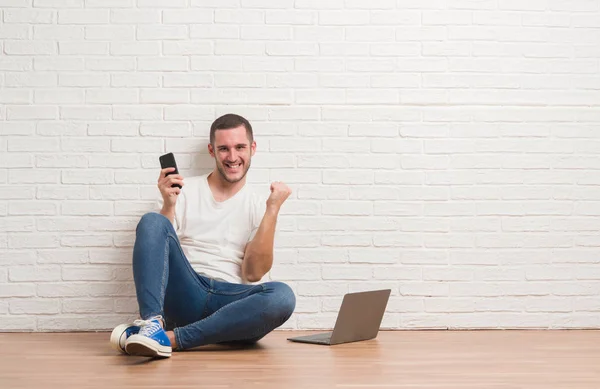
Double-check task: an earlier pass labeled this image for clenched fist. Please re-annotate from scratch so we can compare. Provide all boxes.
[266,181,291,211]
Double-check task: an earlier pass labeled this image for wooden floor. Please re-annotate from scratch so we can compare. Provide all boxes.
[1,330,600,388]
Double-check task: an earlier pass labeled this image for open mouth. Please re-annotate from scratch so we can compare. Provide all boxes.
[224,161,242,172]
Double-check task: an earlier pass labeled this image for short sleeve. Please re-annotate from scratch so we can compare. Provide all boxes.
[156,189,185,234]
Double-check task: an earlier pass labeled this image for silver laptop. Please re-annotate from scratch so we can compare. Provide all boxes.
[287,289,391,346]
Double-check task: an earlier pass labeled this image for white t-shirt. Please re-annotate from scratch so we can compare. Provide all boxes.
[157,173,266,284]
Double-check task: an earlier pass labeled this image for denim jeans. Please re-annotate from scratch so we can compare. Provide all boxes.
[132,212,296,350]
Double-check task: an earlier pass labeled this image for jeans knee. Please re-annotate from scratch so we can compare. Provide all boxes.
[136,212,171,236]
[266,282,296,321]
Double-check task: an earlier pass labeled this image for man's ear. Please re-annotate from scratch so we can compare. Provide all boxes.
[208,143,215,157]
[251,141,257,156]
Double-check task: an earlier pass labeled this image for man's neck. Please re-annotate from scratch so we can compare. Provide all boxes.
[207,170,246,202]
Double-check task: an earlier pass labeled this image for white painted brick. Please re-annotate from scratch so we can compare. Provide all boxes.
[401,283,449,297]
[266,10,314,24]
[299,217,393,232]
[37,185,88,200]
[373,234,423,248]
[110,42,160,56]
[7,137,59,152]
[137,0,185,6]
[60,138,110,152]
[348,249,397,263]
[396,26,447,42]
[374,202,422,217]
[137,25,187,40]
[35,88,84,104]
[319,42,369,57]
[62,298,114,314]
[88,217,137,232]
[88,154,139,169]
[114,201,154,216]
[294,0,343,9]
[114,297,137,313]
[115,170,161,185]
[10,299,60,314]
[8,201,57,216]
[58,9,108,24]
[0,185,35,200]
[61,169,113,185]
[86,26,134,40]
[298,249,347,264]
[321,265,371,280]
[321,170,371,185]
[0,57,33,71]
[9,169,59,184]
[270,265,320,281]
[374,172,423,185]
[371,10,420,25]
[89,249,131,265]
[33,0,82,6]
[266,42,317,56]
[4,41,56,55]
[114,233,136,248]
[61,201,112,216]
[399,217,449,232]
[347,124,395,137]
[164,41,212,56]
[85,0,133,6]
[216,9,264,24]
[61,234,113,248]
[0,217,35,232]
[87,122,140,136]
[10,265,61,281]
[112,73,160,87]
[163,9,213,24]
[0,24,30,39]
[374,266,421,280]
[113,106,162,121]
[7,106,58,121]
[35,154,87,168]
[62,266,114,281]
[163,73,212,87]
[109,9,159,24]
[4,9,55,23]
[38,249,88,264]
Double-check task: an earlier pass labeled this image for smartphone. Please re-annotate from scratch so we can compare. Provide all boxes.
[159,152,181,189]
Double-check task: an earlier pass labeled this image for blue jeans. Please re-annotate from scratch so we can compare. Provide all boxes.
[132,212,296,350]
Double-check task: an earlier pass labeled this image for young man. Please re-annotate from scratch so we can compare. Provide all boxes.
[109,114,295,358]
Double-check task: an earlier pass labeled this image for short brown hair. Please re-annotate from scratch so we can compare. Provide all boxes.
[209,114,253,145]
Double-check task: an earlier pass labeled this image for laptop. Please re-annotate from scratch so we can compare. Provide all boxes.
[287,289,391,346]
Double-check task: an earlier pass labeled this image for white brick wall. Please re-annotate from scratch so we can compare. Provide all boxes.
[1,1,600,332]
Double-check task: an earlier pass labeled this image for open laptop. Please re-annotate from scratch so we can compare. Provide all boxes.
[287,289,391,346]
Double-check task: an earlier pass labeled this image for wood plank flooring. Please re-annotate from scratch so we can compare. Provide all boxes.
[1,330,600,389]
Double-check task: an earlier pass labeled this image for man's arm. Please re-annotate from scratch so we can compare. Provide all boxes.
[242,182,291,283]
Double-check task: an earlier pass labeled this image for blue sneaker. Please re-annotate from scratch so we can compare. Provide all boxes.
[109,323,140,354]
[125,317,172,358]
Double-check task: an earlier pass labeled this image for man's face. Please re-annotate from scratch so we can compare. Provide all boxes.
[209,125,256,184]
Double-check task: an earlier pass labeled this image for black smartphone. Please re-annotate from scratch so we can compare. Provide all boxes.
[159,152,181,189]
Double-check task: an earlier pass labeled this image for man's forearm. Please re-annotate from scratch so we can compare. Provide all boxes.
[242,206,279,282]
[160,205,175,224]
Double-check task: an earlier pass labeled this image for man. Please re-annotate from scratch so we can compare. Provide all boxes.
[109,114,296,358]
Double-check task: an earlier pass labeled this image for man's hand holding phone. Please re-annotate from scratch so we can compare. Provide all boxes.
[158,153,184,211]
[157,167,184,207]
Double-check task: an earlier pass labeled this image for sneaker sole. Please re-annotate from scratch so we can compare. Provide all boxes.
[109,324,132,354]
[126,335,172,358]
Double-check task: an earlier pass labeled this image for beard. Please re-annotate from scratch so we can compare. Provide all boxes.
[215,159,251,184]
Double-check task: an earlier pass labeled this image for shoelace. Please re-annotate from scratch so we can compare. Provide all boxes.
[134,318,163,337]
